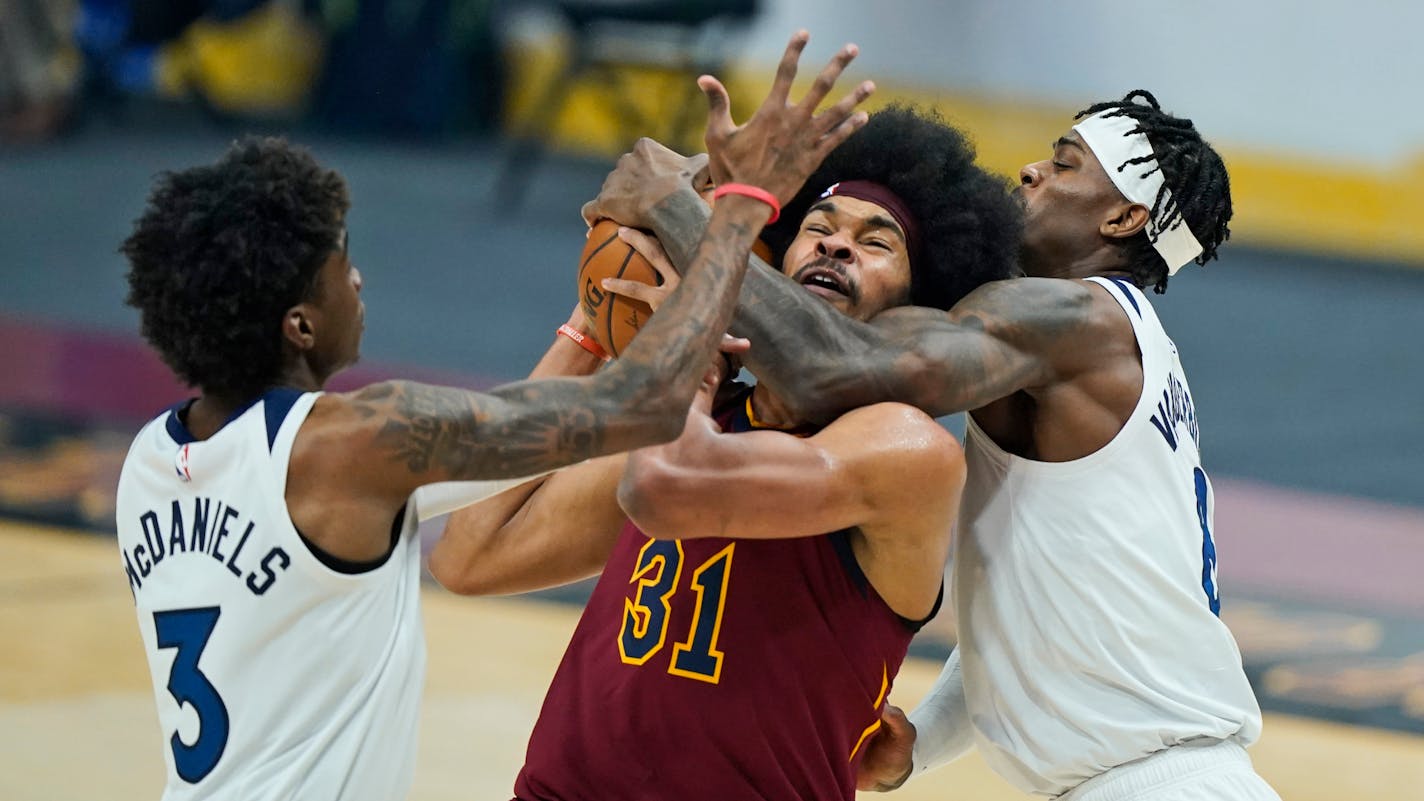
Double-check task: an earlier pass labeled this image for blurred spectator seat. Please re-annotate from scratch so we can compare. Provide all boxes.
[312,0,504,137]
[493,0,760,208]
[72,0,322,122]
[0,0,80,144]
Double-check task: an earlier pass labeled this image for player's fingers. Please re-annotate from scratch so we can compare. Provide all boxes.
[580,200,601,228]
[618,227,676,280]
[762,30,810,111]
[812,79,875,136]
[815,110,871,158]
[700,75,735,145]
[795,43,859,118]
[719,334,751,354]
[880,703,909,730]
[601,277,664,306]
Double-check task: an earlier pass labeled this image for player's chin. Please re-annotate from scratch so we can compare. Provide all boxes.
[800,284,852,314]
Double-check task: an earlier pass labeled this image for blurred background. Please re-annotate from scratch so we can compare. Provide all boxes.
[1,0,1421,798]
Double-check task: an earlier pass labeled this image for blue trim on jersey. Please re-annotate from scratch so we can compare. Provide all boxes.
[164,400,199,445]
[1107,277,1142,317]
[262,387,305,451]
[161,388,304,448]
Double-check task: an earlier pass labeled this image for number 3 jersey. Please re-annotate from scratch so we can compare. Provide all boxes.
[114,389,426,801]
[514,388,930,801]
[954,277,1262,796]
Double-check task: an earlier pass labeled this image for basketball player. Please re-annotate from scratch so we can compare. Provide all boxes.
[582,92,1281,800]
[432,106,1023,800]
[112,31,874,800]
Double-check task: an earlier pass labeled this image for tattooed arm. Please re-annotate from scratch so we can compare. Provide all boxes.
[287,32,877,562]
[428,309,630,597]
[619,190,1102,423]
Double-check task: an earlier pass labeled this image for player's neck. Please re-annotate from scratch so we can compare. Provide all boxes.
[185,395,244,440]
[1025,245,1132,281]
[277,361,327,394]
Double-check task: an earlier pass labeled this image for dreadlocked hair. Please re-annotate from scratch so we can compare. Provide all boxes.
[1075,90,1232,294]
[761,104,1022,311]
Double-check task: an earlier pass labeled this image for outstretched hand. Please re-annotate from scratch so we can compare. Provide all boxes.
[699,30,875,205]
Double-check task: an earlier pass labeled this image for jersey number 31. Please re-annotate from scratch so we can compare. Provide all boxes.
[618,540,735,684]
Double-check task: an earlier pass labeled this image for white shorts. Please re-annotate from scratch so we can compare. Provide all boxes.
[1060,739,1281,801]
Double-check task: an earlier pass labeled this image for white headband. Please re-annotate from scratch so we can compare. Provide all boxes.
[1072,110,1202,274]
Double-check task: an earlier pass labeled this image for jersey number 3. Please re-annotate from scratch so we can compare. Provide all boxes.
[618,540,735,684]
[154,606,230,782]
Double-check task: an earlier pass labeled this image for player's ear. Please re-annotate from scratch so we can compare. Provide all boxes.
[1102,202,1150,240]
[282,304,318,352]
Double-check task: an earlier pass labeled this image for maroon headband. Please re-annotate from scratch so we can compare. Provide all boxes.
[819,180,922,267]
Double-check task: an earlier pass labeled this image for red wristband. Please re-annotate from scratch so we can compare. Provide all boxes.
[713,183,781,224]
[557,323,610,362]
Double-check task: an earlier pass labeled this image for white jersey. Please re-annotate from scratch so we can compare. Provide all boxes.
[115,389,425,801]
[953,277,1262,796]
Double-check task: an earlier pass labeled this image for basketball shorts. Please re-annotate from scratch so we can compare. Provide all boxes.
[1059,739,1281,801]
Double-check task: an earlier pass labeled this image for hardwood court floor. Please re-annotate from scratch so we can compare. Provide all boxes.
[3,522,1421,801]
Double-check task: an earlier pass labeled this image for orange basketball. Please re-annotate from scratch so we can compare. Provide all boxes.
[577,219,778,358]
[579,219,659,359]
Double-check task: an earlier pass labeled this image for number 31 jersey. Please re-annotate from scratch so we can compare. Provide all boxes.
[953,277,1262,796]
[514,388,926,801]
[114,389,426,801]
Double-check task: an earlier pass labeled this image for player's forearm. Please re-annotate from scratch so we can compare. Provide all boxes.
[589,196,764,446]
[643,188,917,424]
[430,477,547,594]
[619,425,831,540]
[359,199,763,490]
[429,330,596,593]
[648,197,1054,420]
[907,648,976,778]
[529,328,606,379]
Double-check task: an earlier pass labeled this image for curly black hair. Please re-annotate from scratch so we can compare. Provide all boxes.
[122,136,350,399]
[1075,90,1232,294]
[761,104,1022,311]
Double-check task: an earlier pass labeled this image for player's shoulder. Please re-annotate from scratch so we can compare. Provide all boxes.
[826,403,963,478]
[832,400,945,432]
[952,276,1099,324]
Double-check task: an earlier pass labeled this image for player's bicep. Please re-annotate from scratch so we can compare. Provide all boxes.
[618,430,862,540]
[864,279,1093,414]
[328,375,671,499]
[620,405,945,541]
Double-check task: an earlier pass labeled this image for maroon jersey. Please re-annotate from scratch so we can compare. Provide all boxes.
[514,386,936,801]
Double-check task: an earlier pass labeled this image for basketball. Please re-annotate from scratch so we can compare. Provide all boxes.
[579,219,659,358]
[578,219,778,358]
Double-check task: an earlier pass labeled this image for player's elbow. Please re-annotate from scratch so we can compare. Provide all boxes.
[427,525,504,596]
[426,542,483,595]
[616,453,685,539]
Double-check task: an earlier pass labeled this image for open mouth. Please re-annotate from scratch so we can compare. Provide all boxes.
[795,266,851,301]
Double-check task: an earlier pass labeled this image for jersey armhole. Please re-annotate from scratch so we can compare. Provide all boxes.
[830,529,942,632]
[294,504,407,574]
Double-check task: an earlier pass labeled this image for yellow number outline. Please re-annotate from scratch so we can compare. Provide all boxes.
[617,539,684,666]
[668,544,736,684]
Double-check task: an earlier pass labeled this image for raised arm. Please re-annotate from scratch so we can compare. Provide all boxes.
[303,32,876,508]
